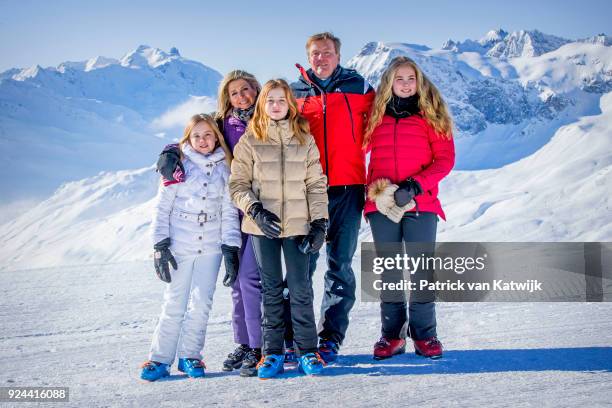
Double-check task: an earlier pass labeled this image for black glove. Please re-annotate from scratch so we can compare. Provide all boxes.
[299,218,327,254]
[221,244,240,287]
[394,178,423,207]
[156,144,185,182]
[248,202,281,239]
[153,238,177,283]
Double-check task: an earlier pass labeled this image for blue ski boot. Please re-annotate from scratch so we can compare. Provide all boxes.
[298,352,325,376]
[140,360,170,381]
[257,354,284,379]
[177,358,206,378]
[318,339,339,363]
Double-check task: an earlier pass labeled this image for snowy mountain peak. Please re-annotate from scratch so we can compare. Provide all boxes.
[12,64,44,80]
[356,41,391,56]
[479,28,509,46]
[0,67,20,82]
[120,45,180,69]
[487,29,571,58]
[354,41,431,58]
[84,56,120,72]
[579,33,612,46]
[441,39,458,51]
[56,61,87,73]
[443,29,571,58]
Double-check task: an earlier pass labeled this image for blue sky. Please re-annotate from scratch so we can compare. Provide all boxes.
[1,0,610,82]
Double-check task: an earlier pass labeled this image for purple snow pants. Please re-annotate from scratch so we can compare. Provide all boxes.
[231,232,262,348]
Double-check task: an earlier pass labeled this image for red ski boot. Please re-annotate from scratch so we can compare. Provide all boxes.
[373,337,406,360]
[413,337,443,359]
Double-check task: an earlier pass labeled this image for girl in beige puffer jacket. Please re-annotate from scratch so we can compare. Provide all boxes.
[229,79,328,378]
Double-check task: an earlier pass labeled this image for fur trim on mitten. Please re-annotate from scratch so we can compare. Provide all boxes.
[367,178,392,201]
[368,179,398,216]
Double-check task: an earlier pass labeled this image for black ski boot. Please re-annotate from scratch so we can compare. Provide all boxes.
[223,344,250,371]
[239,348,262,377]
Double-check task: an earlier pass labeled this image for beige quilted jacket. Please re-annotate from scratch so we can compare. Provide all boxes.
[229,119,328,237]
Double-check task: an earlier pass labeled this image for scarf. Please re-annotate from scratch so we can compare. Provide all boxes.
[231,105,255,123]
[385,94,420,119]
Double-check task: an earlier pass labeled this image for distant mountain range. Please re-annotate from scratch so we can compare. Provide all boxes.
[347,29,611,169]
[0,45,220,202]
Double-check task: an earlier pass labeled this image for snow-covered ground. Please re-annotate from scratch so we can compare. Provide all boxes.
[1,258,611,407]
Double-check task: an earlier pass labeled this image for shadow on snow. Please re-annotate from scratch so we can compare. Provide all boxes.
[318,347,612,377]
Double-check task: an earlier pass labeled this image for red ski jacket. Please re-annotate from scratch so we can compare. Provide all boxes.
[291,65,375,186]
[365,114,455,220]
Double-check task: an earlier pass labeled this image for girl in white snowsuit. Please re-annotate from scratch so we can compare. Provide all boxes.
[141,113,242,381]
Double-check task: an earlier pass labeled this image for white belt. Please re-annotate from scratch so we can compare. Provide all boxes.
[172,209,219,225]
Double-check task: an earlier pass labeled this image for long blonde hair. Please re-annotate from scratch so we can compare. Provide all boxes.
[248,79,310,145]
[216,70,261,120]
[179,113,232,166]
[364,56,453,146]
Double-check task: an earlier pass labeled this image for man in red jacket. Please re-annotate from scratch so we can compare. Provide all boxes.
[289,32,375,363]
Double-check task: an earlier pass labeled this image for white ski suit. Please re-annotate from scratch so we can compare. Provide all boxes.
[149,144,241,364]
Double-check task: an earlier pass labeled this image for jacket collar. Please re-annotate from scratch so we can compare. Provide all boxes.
[181,144,226,170]
[268,119,294,143]
[297,64,360,92]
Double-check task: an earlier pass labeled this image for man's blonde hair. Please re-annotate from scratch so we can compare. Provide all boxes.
[305,32,341,54]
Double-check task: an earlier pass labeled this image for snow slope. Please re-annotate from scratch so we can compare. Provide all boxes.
[438,92,612,242]
[0,167,159,269]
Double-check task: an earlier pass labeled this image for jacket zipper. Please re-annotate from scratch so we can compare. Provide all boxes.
[280,126,285,233]
[296,65,333,182]
[394,117,419,217]
[394,118,399,182]
[322,93,329,180]
[295,66,362,184]
[342,92,356,143]
[296,66,361,183]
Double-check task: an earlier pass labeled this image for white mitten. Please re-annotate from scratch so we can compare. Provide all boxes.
[368,179,397,216]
